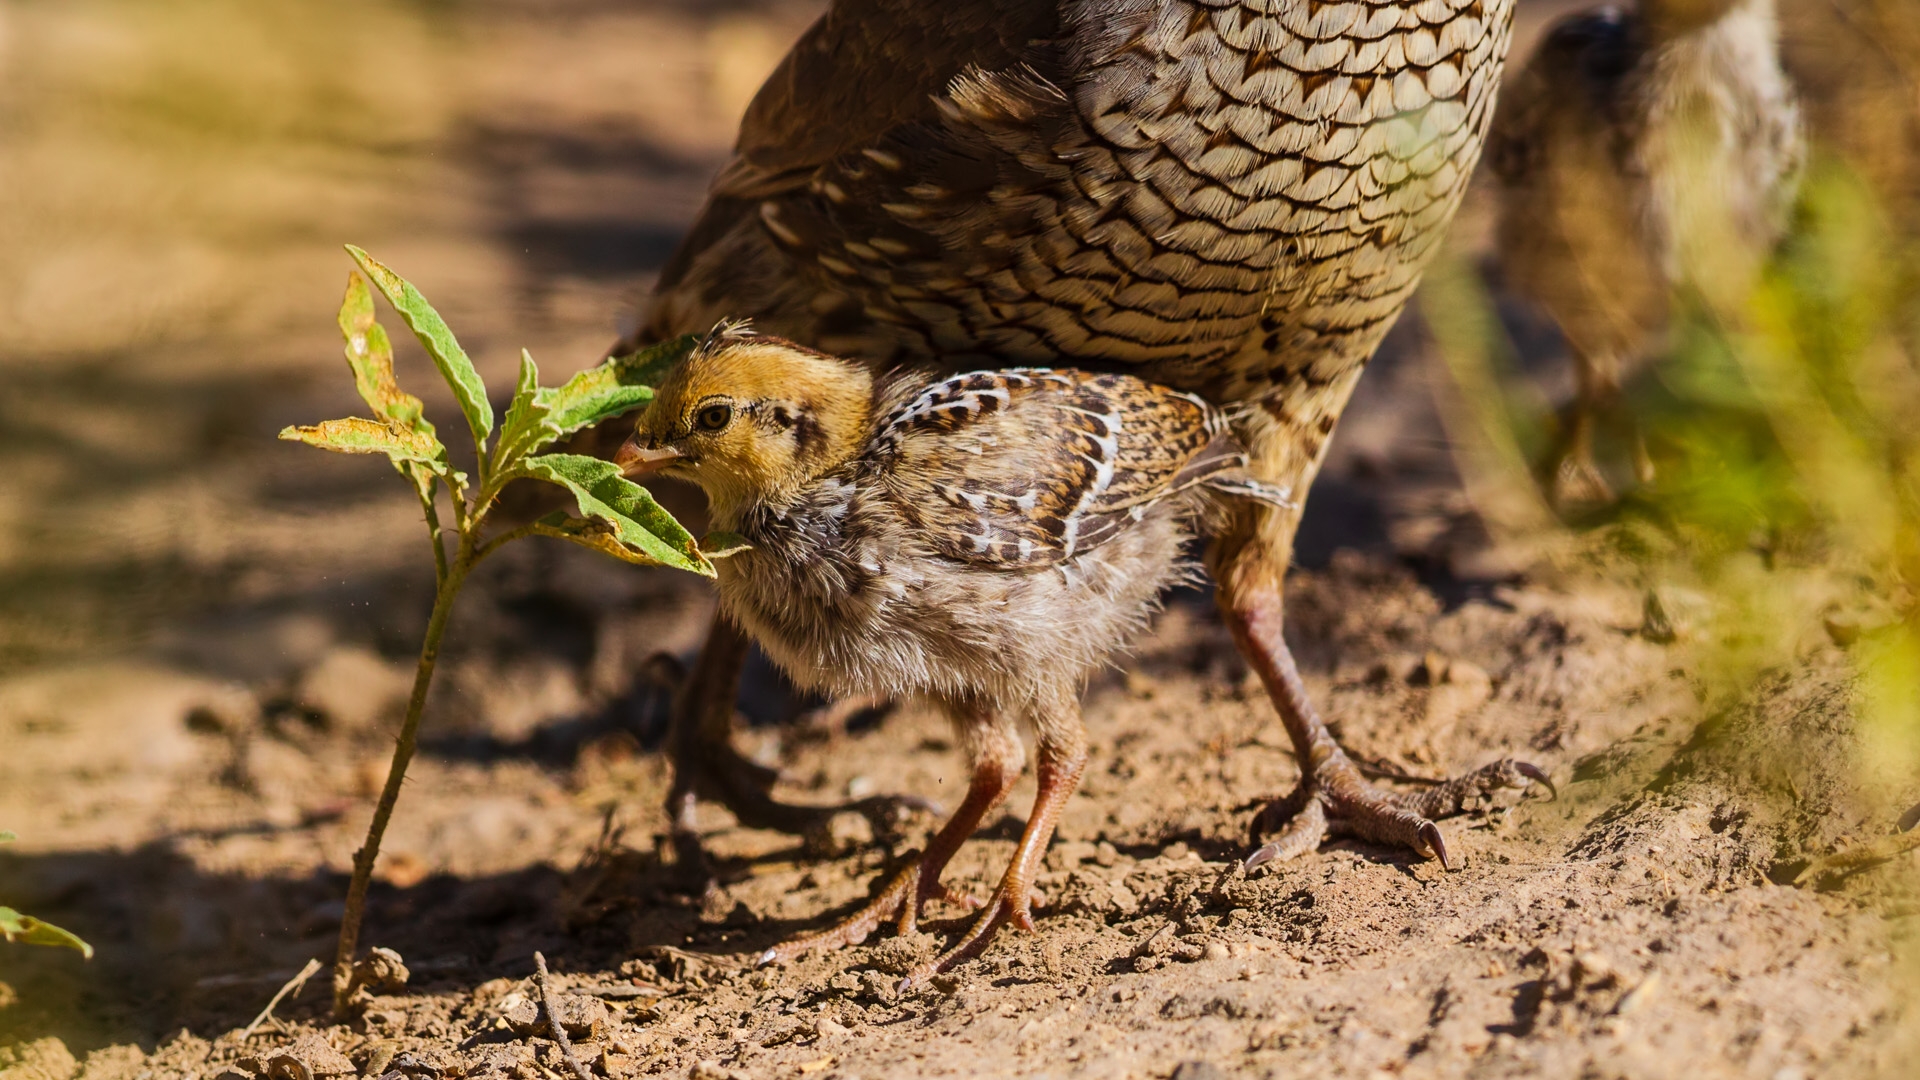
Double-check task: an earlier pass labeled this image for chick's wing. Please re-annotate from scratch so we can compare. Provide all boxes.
[869,369,1239,568]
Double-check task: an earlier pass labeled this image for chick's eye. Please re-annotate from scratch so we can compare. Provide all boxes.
[695,403,733,432]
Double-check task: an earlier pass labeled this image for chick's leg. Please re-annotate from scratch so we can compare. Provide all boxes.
[666,615,930,869]
[1215,404,1548,873]
[1546,342,1626,514]
[760,705,1023,963]
[905,696,1089,988]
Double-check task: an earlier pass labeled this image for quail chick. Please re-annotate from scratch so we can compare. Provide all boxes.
[1489,0,1803,513]
[615,326,1290,980]
[625,0,1544,875]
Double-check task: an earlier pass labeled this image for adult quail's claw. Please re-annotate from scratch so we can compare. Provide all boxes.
[1516,761,1557,801]
[1417,821,1450,871]
[1244,793,1326,872]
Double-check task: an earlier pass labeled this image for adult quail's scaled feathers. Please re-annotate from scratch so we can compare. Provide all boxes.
[639,0,1515,414]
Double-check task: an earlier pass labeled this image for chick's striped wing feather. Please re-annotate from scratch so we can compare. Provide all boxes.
[871,370,1236,568]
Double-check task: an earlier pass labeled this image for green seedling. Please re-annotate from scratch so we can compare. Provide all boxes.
[283,246,719,1013]
[0,831,94,959]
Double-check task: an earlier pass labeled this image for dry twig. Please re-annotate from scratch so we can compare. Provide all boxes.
[533,951,594,1080]
[241,958,323,1040]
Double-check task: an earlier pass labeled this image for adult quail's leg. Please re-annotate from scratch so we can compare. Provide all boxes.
[1214,503,1549,873]
[902,700,1090,988]
[666,616,931,869]
[759,708,1023,964]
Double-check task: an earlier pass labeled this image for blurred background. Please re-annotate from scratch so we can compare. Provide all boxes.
[2,0,1918,1065]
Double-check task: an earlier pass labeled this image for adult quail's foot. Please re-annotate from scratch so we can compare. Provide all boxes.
[1245,747,1553,871]
[1224,603,1551,873]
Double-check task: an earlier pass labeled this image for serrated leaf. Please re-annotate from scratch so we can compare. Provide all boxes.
[533,335,699,445]
[338,272,434,438]
[518,453,710,575]
[699,531,753,560]
[346,245,494,444]
[1,907,94,959]
[280,417,443,464]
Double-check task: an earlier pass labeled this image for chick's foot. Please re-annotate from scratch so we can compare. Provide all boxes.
[758,742,1021,965]
[757,851,982,965]
[898,736,1087,990]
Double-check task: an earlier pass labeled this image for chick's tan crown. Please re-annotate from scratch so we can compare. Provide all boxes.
[634,335,876,507]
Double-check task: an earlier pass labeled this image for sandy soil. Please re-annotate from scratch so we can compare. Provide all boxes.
[3,2,1918,1079]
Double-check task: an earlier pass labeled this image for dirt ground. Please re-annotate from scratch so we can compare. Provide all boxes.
[3,2,1918,1078]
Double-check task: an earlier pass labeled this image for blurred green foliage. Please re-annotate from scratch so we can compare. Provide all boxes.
[1437,157,1920,795]
[0,831,93,959]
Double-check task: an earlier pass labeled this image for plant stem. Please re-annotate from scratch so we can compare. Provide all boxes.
[413,467,449,586]
[332,533,474,1014]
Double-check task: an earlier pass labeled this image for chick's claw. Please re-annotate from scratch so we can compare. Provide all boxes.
[757,852,976,966]
[898,885,1031,992]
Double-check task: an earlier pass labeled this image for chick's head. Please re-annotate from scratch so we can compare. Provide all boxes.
[617,334,872,517]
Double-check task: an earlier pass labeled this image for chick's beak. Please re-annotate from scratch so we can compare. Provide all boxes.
[614,437,684,477]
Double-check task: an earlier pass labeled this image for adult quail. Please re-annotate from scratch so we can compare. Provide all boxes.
[617,328,1292,978]
[621,0,1544,885]
[1488,0,1803,512]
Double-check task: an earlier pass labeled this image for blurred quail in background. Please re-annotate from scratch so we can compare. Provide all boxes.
[618,329,1293,978]
[620,0,1547,892]
[1489,0,1803,513]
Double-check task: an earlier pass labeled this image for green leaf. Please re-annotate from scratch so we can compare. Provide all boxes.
[1,907,94,959]
[699,531,753,560]
[0,831,14,843]
[337,272,434,438]
[535,335,697,445]
[518,453,711,575]
[496,349,552,467]
[527,513,673,568]
[280,418,443,464]
[345,245,494,445]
